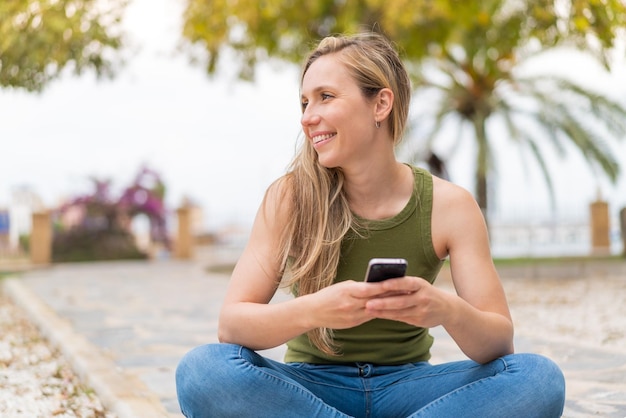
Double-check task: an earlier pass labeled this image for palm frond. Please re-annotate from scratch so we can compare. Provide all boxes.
[511,74,624,181]
[524,137,557,210]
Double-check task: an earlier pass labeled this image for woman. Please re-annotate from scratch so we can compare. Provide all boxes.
[176,32,565,417]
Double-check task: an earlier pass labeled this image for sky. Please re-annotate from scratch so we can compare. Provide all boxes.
[1,0,301,231]
[1,0,626,240]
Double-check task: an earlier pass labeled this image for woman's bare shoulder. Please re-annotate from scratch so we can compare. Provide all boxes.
[430,175,487,257]
[261,175,294,220]
[432,175,478,210]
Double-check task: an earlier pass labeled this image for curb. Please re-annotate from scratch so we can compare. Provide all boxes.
[2,277,170,418]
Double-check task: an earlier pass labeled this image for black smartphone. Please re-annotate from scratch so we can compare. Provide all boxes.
[364,258,408,282]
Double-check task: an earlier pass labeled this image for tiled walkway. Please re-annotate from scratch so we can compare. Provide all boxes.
[3,254,626,417]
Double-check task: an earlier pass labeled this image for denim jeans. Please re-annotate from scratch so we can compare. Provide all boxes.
[176,343,565,418]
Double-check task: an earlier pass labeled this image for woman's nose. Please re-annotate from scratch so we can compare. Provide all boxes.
[301,107,320,127]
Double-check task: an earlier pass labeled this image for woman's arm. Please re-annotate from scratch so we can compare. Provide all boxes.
[217,180,311,350]
[218,179,386,350]
[365,178,514,364]
[439,180,514,363]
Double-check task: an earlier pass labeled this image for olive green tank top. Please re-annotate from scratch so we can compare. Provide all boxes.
[285,165,444,365]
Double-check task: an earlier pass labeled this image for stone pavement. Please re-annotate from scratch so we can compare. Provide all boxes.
[2,250,626,417]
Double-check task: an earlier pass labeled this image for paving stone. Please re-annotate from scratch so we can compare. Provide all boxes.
[4,256,626,417]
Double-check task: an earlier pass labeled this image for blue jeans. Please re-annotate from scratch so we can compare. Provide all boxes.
[176,343,565,417]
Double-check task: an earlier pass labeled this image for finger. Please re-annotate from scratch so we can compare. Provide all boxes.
[365,293,416,311]
[380,276,422,292]
[352,281,391,298]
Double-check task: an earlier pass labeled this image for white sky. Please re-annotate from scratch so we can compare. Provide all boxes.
[1,0,625,233]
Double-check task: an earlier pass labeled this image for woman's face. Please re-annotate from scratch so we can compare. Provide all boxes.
[300,53,378,169]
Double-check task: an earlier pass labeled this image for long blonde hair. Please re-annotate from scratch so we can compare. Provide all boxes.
[276,32,411,355]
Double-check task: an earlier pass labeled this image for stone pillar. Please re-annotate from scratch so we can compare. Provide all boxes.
[174,206,194,260]
[619,207,626,257]
[31,211,52,264]
[590,200,610,255]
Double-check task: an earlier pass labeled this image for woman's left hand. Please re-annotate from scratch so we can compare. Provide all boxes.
[364,276,454,328]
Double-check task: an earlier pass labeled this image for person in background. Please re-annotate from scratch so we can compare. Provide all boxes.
[176,31,566,418]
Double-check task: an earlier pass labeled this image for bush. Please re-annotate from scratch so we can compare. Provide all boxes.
[52,227,147,262]
[51,166,170,262]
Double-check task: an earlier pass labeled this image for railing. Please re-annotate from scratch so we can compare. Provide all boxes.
[0,239,29,272]
[1,202,624,268]
[0,243,26,261]
[490,221,592,258]
[0,206,197,269]
[489,201,625,258]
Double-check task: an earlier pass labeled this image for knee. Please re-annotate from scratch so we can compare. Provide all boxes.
[175,345,210,406]
[512,353,566,416]
[176,345,205,385]
[526,353,565,391]
[175,344,240,411]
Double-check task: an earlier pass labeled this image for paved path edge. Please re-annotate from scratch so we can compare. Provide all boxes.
[2,277,170,418]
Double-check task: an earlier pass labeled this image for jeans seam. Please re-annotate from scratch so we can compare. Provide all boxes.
[234,352,351,416]
[236,345,362,393]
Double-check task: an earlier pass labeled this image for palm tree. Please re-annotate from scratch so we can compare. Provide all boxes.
[180,0,626,227]
[404,2,626,225]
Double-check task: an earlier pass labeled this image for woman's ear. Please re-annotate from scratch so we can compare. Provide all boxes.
[374,88,394,123]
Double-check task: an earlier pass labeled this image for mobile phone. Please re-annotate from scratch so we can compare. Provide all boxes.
[364,258,408,282]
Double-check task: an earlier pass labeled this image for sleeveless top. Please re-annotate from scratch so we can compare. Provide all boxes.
[285,165,445,365]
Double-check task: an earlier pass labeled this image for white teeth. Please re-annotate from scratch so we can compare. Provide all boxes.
[312,133,334,144]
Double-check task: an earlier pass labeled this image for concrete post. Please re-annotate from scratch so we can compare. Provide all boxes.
[174,206,194,260]
[619,207,626,257]
[590,200,611,255]
[31,211,52,264]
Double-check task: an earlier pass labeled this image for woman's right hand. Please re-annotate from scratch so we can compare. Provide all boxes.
[303,280,387,330]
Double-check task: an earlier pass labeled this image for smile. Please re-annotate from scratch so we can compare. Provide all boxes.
[312,133,335,144]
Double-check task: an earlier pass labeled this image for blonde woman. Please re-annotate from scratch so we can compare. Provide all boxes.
[176,32,565,417]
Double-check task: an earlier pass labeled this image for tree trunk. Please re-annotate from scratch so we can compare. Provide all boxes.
[473,115,490,232]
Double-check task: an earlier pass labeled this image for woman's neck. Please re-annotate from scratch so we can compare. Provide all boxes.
[343,162,413,220]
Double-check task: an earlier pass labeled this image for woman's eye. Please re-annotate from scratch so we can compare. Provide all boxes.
[301,101,308,111]
[321,93,332,100]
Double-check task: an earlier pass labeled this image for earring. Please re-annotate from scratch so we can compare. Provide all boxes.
[375,120,381,128]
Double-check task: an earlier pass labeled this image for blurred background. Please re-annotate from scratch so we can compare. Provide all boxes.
[1,0,625,263]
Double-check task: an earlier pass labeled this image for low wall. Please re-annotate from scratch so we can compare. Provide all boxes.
[438,258,626,281]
